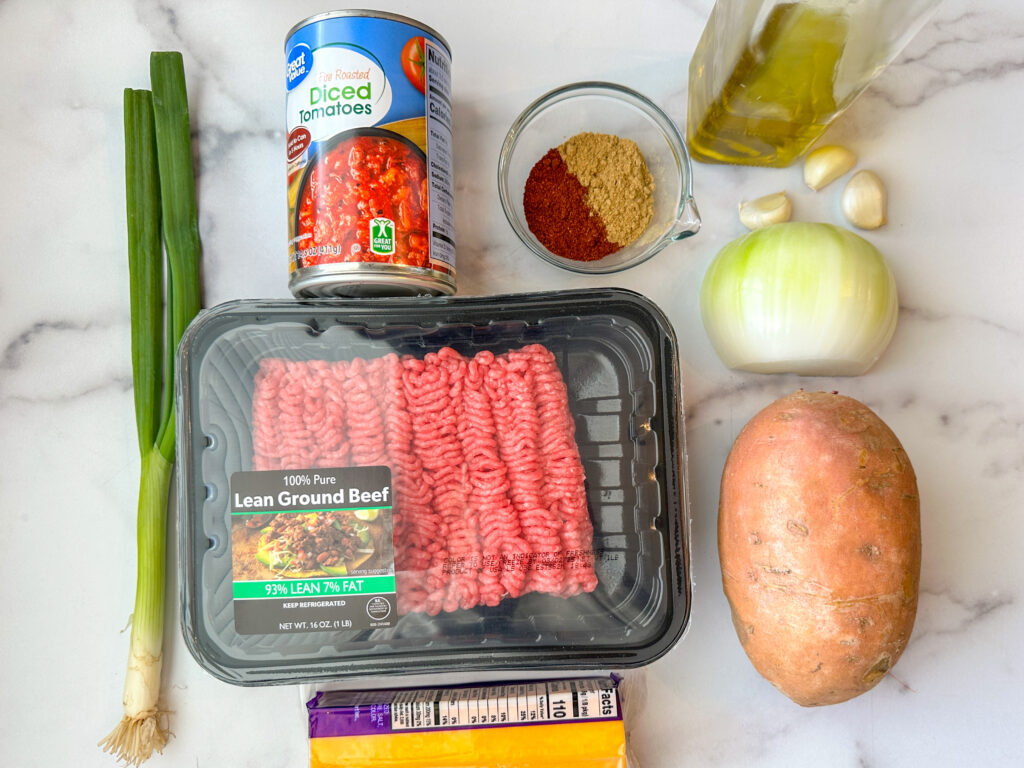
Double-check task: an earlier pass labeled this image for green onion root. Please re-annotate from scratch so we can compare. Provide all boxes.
[99,450,173,765]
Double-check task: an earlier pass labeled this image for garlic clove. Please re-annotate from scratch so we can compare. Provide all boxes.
[738,191,792,230]
[803,145,857,191]
[842,170,887,230]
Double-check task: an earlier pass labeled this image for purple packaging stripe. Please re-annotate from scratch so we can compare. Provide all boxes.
[307,676,622,739]
[309,698,393,738]
[310,708,623,739]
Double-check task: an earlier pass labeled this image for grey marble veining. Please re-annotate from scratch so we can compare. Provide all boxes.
[1,0,1022,766]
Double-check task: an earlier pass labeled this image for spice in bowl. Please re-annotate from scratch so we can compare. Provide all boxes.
[523,132,654,262]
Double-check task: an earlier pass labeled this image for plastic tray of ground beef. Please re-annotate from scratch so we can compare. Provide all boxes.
[177,289,690,684]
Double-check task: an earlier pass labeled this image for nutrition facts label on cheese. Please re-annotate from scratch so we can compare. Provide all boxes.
[390,678,620,731]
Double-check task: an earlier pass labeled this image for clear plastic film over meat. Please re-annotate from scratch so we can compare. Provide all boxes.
[176,289,691,684]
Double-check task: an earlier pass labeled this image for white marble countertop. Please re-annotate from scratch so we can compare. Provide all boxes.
[2,0,1022,765]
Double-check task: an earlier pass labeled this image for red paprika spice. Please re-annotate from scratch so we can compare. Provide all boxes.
[523,149,618,262]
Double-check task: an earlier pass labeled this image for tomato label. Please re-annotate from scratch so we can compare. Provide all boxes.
[286,46,392,139]
[285,13,455,295]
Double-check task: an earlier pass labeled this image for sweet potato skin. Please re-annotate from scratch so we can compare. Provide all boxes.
[718,391,921,706]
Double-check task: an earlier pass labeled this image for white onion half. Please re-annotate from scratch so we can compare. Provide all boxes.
[700,222,899,376]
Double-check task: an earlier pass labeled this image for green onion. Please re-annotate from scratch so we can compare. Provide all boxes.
[100,52,202,767]
[150,51,202,462]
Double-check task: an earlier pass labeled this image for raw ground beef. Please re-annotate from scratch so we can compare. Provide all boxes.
[250,343,598,615]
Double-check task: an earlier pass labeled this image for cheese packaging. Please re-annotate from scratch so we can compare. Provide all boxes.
[308,676,628,768]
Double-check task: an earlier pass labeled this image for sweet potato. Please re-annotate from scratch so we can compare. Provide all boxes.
[718,390,921,706]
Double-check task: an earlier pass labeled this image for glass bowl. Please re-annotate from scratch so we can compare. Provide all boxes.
[498,82,701,274]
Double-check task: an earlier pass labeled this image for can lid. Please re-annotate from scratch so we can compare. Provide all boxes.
[289,263,457,299]
[285,10,452,54]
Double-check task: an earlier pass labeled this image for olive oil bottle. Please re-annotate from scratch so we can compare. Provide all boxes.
[687,2,849,167]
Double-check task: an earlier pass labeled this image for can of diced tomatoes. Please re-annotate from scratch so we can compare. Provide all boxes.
[285,11,455,297]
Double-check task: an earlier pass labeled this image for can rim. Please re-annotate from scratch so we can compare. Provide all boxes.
[289,262,457,298]
[285,9,452,54]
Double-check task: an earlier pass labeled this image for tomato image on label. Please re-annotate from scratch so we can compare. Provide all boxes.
[295,132,430,268]
[402,36,426,94]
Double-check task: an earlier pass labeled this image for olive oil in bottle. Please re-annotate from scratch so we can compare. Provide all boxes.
[687,2,849,167]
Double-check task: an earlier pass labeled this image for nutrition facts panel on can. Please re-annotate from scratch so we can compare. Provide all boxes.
[390,679,620,731]
[424,39,455,268]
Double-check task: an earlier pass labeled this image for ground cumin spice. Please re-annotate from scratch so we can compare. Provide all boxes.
[559,133,654,246]
[523,132,655,262]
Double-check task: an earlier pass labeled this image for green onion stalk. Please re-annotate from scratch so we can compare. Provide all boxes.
[100,52,201,766]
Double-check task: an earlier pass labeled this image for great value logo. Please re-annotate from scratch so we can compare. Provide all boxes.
[286,43,312,89]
